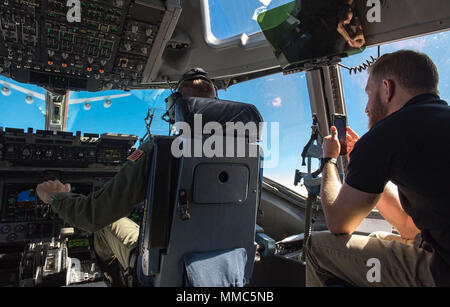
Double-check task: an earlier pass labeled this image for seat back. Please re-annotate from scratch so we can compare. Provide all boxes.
[137,97,263,287]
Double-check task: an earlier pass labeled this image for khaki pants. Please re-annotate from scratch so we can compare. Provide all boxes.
[305,231,436,287]
[93,217,140,270]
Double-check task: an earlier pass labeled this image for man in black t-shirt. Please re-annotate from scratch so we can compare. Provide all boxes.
[305,50,450,287]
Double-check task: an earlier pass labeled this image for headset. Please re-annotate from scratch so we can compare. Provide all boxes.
[162,68,218,126]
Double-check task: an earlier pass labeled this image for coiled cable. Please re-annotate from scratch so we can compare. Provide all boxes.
[339,45,381,75]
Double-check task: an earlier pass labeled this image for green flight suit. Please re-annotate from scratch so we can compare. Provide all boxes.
[50,140,154,270]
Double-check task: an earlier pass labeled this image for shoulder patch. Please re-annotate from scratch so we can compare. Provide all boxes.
[127,149,144,162]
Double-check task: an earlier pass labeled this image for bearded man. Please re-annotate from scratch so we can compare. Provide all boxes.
[305,50,450,287]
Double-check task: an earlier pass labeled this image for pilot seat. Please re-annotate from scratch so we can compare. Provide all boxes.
[136,95,264,287]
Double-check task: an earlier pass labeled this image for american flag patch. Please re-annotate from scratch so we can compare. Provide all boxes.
[127,149,144,162]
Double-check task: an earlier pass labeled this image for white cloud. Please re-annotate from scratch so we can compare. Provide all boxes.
[351,72,369,91]
[388,37,427,52]
[271,96,282,107]
[259,0,272,6]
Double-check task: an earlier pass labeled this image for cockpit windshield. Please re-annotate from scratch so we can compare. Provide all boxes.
[0,25,448,197]
[208,0,293,40]
[341,30,450,138]
[66,89,170,138]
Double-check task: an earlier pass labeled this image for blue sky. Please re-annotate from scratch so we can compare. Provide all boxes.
[1,0,449,195]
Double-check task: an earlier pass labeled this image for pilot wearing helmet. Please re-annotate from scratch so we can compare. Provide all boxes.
[36,68,216,286]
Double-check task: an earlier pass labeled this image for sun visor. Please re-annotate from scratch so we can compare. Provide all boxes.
[174,97,263,141]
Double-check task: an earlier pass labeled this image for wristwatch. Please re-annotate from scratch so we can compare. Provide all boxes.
[320,157,338,167]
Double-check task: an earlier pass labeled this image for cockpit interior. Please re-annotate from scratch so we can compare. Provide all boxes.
[0,0,449,287]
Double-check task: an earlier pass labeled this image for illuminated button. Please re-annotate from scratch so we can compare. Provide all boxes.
[99,69,104,74]
[62,63,68,68]
[87,67,93,72]
[48,60,54,65]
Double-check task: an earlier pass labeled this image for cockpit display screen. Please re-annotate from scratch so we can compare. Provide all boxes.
[258,0,366,70]
[1,183,93,222]
[2,187,40,222]
[17,190,37,209]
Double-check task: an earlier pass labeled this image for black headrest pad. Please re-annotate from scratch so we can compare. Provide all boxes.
[174,97,263,141]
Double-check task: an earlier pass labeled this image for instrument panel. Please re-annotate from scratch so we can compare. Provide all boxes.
[0,127,145,286]
[0,127,138,167]
[0,0,181,91]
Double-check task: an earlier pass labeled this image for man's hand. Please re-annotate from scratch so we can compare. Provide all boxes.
[36,180,71,204]
[322,126,340,158]
[346,126,360,159]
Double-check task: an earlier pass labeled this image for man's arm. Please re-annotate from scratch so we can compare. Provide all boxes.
[376,183,420,239]
[344,127,419,238]
[37,141,154,233]
[321,126,380,234]
[321,163,381,234]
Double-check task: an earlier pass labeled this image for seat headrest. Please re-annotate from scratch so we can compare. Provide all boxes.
[174,97,263,141]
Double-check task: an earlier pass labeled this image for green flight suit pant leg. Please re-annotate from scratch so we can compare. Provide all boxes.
[93,217,140,271]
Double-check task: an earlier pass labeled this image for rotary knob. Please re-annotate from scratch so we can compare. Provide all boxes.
[1,225,11,234]
[22,147,31,157]
[15,224,25,233]
[7,233,17,242]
